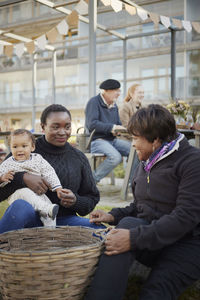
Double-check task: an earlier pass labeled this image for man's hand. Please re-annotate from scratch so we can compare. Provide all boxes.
[59,188,77,207]
[111,125,127,136]
[105,228,131,256]
[89,209,114,225]
[23,173,49,195]
[0,171,15,183]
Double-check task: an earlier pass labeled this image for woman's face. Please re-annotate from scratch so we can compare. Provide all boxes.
[132,135,160,161]
[42,111,71,147]
[132,86,144,101]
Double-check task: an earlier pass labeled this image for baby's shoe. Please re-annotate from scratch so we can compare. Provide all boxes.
[48,204,59,220]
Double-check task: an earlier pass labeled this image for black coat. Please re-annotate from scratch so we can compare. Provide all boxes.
[110,138,200,251]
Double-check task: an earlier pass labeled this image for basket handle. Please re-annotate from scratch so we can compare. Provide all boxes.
[92,227,111,241]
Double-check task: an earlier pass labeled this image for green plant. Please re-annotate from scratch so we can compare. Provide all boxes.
[114,162,125,178]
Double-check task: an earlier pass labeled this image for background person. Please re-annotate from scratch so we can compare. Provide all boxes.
[85,79,131,183]
[119,83,144,184]
[84,104,200,300]
[119,83,144,134]
[0,104,103,234]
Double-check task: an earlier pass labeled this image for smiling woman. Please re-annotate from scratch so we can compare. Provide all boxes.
[84,104,200,300]
[0,104,105,234]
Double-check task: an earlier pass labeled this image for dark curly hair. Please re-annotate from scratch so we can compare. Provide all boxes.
[40,104,71,125]
[127,104,177,143]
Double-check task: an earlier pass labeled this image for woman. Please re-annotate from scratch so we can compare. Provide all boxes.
[0,104,102,233]
[119,83,144,130]
[84,104,200,300]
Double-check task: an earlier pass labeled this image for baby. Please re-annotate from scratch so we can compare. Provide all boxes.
[0,129,65,227]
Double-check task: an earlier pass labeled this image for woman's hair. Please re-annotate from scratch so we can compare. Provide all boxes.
[10,129,36,145]
[127,104,177,143]
[124,84,140,102]
[40,104,71,125]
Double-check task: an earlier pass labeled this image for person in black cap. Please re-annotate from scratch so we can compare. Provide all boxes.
[85,79,131,183]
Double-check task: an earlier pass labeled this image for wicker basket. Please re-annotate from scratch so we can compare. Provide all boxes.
[0,226,105,300]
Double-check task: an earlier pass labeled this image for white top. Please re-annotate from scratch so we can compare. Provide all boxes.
[0,153,62,191]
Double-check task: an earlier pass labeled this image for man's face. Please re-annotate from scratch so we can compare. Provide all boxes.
[103,88,121,105]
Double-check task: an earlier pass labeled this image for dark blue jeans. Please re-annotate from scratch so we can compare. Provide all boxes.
[0,200,105,234]
[84,216,200,300]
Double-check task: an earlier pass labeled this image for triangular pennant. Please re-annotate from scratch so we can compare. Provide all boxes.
[4,44,13,58]
[0,44,3,55]
[36,34,47,50]
[137,7,148,21]
[74,0,88,15]
[160,15,171,28]
[125,4,136,16]
[46,27,58,43]
[182,20,192,32]
[149,12,160,25]
[192,21,200,33]
[172,18,182,29]
[111,0,122,13]
[15,43,24,58]
[67,10,79,28]
[100,0,111,6]
[57,19,69,35]
[25,41,35,54]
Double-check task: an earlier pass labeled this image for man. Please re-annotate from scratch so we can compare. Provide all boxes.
[85,79,131,183]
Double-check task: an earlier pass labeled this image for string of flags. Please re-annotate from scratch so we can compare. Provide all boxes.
[0,0,199,59]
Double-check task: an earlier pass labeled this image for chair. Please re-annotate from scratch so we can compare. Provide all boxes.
[76,127,115,185]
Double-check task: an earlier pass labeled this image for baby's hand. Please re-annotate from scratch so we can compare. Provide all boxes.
[0,171,15,183]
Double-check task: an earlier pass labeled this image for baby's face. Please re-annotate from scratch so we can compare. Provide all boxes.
[10,134,34,161]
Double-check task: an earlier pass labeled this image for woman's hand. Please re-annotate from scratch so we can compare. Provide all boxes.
[0,171,15,183]
[23,173,49,195]
[89,209,114,225]
[59,188,77,207]
[105,228,131,256]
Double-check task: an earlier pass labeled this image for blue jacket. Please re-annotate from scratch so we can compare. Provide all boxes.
[85,94,121,141]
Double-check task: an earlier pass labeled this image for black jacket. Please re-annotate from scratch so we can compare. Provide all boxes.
[110,138,200,251]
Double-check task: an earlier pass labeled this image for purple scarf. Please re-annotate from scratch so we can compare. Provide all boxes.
[143,133,182,173]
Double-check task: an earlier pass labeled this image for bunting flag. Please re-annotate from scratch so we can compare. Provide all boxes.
[111,0,122,13]
[4,44,13,57]
[149,12,160,25]
[46,27,58,43]
[125,4,136,16]
[25,41,35,54]
[0,0,200,59]
[0,44,3,55]
[74,0,88,15]
[160,15,171,28]
[182,20,192,32]
[137,7,148,21]
[36,34,47,50]
[67,10,79,29]
[15,43,24,58]
[57,19,69,35]
[192,22,200,33]
[172,18,182,29]
[100,0,111,6]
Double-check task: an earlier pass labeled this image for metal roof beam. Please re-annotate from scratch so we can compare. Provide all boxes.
[35,0,125,40]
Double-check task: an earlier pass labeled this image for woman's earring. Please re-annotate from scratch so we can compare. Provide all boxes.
[152,145,155,152]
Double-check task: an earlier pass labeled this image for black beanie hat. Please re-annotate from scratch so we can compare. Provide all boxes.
[99,79,121,90]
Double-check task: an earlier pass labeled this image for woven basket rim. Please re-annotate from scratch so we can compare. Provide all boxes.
[0,225,105,255]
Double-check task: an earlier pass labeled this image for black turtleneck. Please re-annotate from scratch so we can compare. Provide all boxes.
[0,136,100,217]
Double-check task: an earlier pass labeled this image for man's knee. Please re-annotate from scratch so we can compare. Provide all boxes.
[109,152,122,166]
